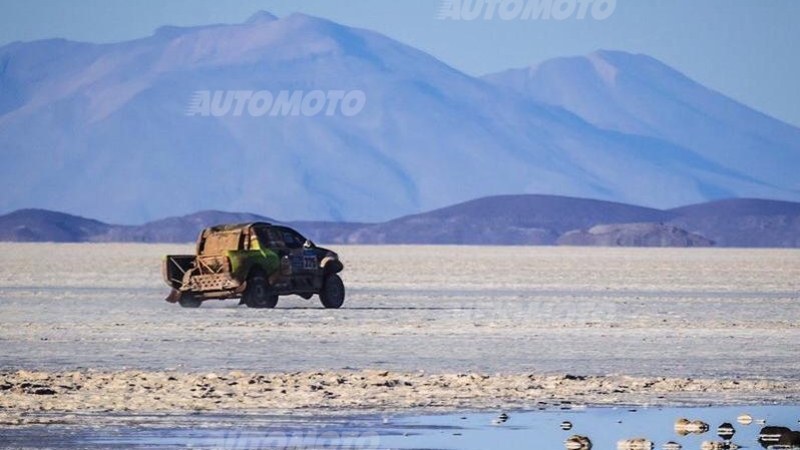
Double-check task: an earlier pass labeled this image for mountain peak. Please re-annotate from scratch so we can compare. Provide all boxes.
[279,12,344,31]
[587,50,678,77]
[483,49,800,196]
[588,49,638,61]
[586,50,621,84]
[245,10,278,24]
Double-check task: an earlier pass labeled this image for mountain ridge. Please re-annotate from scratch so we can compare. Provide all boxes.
[2,196,798,248]
[482,50,800,193]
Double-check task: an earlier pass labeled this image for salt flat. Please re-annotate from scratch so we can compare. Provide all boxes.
[0,244,798,416]
[1,244,798,377]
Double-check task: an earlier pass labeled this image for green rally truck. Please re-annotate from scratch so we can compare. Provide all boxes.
[162,222,344,309]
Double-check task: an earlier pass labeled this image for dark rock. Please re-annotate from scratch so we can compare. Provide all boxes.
[557,223,713,247]
[32,387,57,395]
[758,426,792,446]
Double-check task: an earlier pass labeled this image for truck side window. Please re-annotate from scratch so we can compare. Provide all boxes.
[281,229,304,249]
[267,229,284,249]
[253,227,271,250]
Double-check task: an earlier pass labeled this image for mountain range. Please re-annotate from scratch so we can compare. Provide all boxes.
[1,196,798,248]
[1,11,798,224]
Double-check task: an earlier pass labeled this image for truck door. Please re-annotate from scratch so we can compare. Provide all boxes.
[278,228,317,274]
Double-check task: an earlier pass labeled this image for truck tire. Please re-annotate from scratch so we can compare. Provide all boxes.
[319,274,345,309]
[243,271,278,308]
[179,292,202,308]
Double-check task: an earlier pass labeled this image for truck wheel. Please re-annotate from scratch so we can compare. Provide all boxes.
[320,274,345,309]
[243,271,278,309]
[179,292,202,308]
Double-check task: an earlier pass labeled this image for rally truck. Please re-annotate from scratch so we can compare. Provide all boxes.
[162,222,344,309]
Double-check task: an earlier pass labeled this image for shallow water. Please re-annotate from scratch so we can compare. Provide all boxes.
[2,406,798,449]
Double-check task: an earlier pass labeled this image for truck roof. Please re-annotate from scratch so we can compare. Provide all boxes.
[204,222,272,233]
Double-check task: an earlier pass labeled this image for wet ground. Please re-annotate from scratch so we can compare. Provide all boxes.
[2,405,799,449]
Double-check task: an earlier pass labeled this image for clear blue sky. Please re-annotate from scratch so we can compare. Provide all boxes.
[1,0,798,127]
